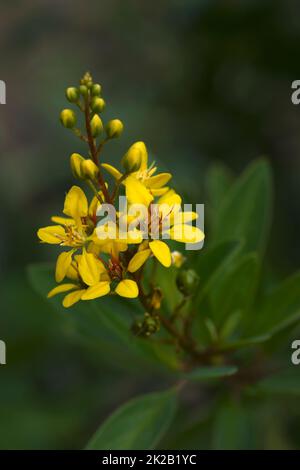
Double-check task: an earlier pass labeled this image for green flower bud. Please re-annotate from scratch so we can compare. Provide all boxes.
[131,313,160,338]
[70,153,85,179]
[121,144,143,173]
[60,109,76,128]
[176,269,200,297]
[91,83,102,96]
[90,114,103,137]
[79,85,88,96]
[106,119,124,139]
[91,97,106,113]
[65,87,79,103]
[81,158,99,181]
[81,72,93,86]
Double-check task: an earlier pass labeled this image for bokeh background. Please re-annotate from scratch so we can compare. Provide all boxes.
[0,0,300,448]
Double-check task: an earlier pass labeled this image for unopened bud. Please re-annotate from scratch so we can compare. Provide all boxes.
[171,251,186,268]
[121,143,143,173]
[79,85,88,96]
[65,87,79,103]
[91,83,102,96]
[106,119,124,139]
[70,153,85,179]
[131,313,160,338]
[150,288,163,310]
[60,109,76,128]
[90,114,103,137]
[81,159,99,181]
[91,97,106,113]
[176,269,199,297]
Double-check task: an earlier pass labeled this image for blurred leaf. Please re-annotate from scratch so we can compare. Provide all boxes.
[212,159,272,255]
[196,240,243,304]
[184,365,238,381]
[196,239,242,279]
[206,163,233,230]
[218,334,271,351]
[246,271,300,336]
[210,253,260,325]
[27,263,178,371]
[86,389,177,450]
[212,401,256,450]
[249,371,300,397]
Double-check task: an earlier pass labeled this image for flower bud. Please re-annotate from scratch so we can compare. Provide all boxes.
[65,87,79,103]
[70,153,85,179]
[171,251,186,268]
[121,144,143,173]
[131,313,160,338]
[91,83,102,96]
[60,109,76,128]
[176,269,199,297]
[81,159,99,181]
[79,85,88,96]
[150,288,163,310]
[106,119,124,139]
[90,114,103,137]
[91,97,106,113]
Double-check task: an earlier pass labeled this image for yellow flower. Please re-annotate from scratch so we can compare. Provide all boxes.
[37,186,106,282]
[37,186,94,247]
[101,141,172,202]
[47,250,139,308]
[127,190,204,272]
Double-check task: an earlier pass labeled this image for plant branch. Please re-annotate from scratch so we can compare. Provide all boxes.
[84,96,111,203]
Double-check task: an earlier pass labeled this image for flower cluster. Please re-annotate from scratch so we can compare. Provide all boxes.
[38,72,204,309]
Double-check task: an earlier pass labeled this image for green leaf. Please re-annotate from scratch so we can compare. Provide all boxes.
[206,163,233,230]
[218,334,271,352]
[212,159,272,255]
[246,271,300,336]
[212,401,256,450]
[86,389,177,450]
[184,365,238,381]
[210,253,260,325]
[27,263,179,371]
[196,240,243,304]
[249,371,300,397]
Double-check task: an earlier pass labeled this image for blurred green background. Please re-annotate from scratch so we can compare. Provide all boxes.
[1,0,300,449]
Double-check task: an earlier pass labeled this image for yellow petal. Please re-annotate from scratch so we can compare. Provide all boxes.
[101,163,123,180]
[158,189,182,207]
[78,249,106,286]
[63,289,86,308]
[81,281,110,300]
[151,187,169,197]
[146,173,172,189]
[169,224,205,243]
[66,262,80,281]
[37,225,66,244]
[51,216,75,226]
[125,175,153,207]
[55,250,75,282]
[47,283,78,298]
[128,249,151,272]
[149,240,171,267]
[115,279,139,298]
[63,186,88,221]
[131,142,148,171]
[119,229,143,245]
[88,195,101,218]
[170,211,198,226]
